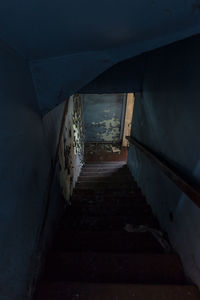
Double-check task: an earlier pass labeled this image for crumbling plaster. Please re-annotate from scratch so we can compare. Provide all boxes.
[59,94,84,203]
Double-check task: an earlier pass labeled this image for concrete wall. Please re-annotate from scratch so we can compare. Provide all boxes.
[82,94,126,142]
[128,35,200,287]
[0,40,63,300]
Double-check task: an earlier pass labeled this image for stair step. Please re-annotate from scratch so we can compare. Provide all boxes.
[65,203,152,216]
[76,182,137,190]
[81,168,130,174]
[36,283,200,300]
[80,168,132,175]
[54,231,164,253]
[81,168,128,173]
[45,253,186,284]
[72,187,141,198]
[82,167,127,172]
[84,162,126,166]
[71,192,146,205]
[78,176,133,182]
[70,198,147,207]
[62,215,158,231]
[83,162,125,169]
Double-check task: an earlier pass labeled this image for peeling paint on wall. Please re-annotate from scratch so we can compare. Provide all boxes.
[83,93,126,142]
[59,94,84,203]
[92,117,121,141]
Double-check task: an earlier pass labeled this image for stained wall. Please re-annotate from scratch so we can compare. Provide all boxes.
[82,94,126,142]
[59,94,84,203]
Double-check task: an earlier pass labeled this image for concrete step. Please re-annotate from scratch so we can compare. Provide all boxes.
[45,252,186,284]
[61,214,158,231]
[53,231,165,253]
[36,283,200,300]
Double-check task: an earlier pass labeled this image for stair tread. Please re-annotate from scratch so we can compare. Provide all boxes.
[83,165,125,169]
[71,195,146,205]
[81,169,129,174]
[62,215,158,230]
[72,191,142,198]
[65,203,152,216]
[36,283,200,300]
[83,162,126,166]
[78,177,133,183]
[76,183,138,190]
[70,200,147,207]
[54,230,165,253]
[45,253,186,284]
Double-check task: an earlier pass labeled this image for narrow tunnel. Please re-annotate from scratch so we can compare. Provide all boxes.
[1,31,200,300]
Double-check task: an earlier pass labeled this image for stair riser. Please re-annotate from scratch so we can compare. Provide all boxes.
[45,253,186,284]
[54,231,164,253]
[70,195,146,205]
[78,177,133,183]
[65,206,152,216]
[75,183,138,190]
[61,215,158,231]
[36,283,200,300]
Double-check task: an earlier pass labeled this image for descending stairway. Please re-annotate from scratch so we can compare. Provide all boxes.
[36,161,200,300]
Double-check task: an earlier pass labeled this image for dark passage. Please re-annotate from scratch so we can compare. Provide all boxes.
[35,150,199,299]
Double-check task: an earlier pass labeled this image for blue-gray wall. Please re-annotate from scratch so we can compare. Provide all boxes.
[0,40,63,300]
[79,55,145,94]
[128,35,200,287]
[82,94,125,142]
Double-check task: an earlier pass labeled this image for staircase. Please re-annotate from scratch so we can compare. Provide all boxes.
[36,161,200,300]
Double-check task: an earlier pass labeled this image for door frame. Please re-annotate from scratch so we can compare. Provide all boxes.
[119,93,127,142]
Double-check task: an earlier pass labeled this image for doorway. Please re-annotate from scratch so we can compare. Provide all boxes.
[81,93,134,162]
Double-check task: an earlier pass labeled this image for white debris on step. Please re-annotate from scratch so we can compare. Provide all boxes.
[111,146,121,153]
[124,224,171,253]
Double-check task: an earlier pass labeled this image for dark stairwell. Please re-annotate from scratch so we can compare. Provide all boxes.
[2,3,200,299]
[35,144,200,299]
[1,32,200,299]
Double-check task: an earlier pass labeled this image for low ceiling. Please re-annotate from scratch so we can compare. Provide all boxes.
[0,0,200,113]
[0,0,199,60]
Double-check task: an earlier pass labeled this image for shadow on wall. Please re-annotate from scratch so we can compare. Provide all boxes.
[170,160,200,286]
[59,94,84,204]
[127,35,200,288]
